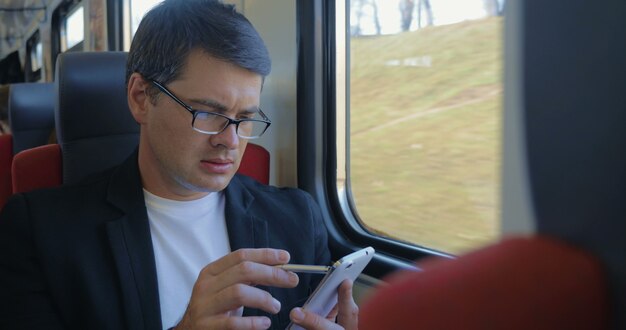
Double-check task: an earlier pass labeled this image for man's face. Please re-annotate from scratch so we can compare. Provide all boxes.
[135,50,264,200]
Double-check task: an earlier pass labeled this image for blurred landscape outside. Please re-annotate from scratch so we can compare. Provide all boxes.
[348,0,503,254]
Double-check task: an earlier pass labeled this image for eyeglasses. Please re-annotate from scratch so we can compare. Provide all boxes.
[150,80,271,139]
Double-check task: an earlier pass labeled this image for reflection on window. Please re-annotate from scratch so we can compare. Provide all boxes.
[30,41,43,72]
[63,5,84,51]
[130,0,163,37]
[342,0,504,254]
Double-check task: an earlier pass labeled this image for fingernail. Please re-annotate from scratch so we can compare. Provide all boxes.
[280,250,290,263]
[272,298,281,313]
[291,307,304,322]
[288,272,299,284]
[260,317,271,329]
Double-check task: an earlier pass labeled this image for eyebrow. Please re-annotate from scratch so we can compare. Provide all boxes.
[187,98,259,115]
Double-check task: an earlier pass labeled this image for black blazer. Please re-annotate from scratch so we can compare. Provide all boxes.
[0,151,330,329]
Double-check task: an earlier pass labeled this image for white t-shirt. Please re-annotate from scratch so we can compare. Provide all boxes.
[144,189,242,329]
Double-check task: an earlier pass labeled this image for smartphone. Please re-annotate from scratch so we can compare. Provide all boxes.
[286,246,375,330]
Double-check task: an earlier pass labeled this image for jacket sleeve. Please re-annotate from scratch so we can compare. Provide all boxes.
[0,194,65,329]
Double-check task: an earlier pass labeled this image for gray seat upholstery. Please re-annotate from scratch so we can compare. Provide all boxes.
[8,82,55,154]
[54,52,139,185]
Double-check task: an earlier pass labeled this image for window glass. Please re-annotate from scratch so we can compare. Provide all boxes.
[30,40,43,72]
[342,0,504,254]
[130,0,163,37]
[64,5,84,50]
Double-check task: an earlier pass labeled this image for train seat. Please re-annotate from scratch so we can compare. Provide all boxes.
[238,142,270,184]
[359,236,609,330]
[55,52,139,185]
[11,144,61,194]
[11,51,270,195]
[8,83,55,154]
[0,83,55,209]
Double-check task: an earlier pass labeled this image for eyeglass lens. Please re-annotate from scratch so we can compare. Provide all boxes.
[193,112,267,138]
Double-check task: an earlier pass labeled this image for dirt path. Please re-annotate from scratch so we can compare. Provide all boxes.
[354,86,502,136]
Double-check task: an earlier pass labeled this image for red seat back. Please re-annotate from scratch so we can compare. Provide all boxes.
[239,143,270,185]
[11,144,62,194]
[359,236,609,330]
[11,142,269,194]
[0,134,13,209]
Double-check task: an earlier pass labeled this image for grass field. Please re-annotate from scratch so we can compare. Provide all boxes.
[349,17,503,254]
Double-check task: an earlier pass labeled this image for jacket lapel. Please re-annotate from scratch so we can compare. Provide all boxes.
[224,176,274,321]
[224,175,269,250]
[105,151,162,329]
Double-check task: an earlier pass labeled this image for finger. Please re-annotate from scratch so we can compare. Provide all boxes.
[203,283,283,315]
[194,249,296,297]
[290,307,342,330]
[196,260,299,298]
[202,248,291,276]
[202,315,273,330]
[218,260,300,288]
[325,304,339,321]
[336,280,359,330]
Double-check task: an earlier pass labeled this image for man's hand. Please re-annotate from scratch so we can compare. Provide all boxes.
[174,248,300,330]
[288,280,359,330]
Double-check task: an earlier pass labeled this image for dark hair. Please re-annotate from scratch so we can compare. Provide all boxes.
[126,0,271,88]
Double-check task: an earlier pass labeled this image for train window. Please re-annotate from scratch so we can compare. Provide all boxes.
[25,30,43,81]
[129,0,163,37]
[337,0,504,254]
[31,41,43,73]
[61,4,85,51]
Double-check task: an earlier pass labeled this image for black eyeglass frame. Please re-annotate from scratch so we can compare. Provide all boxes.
[150,79,271,139]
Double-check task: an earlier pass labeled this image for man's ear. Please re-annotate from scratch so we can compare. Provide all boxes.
[127,73,151,124]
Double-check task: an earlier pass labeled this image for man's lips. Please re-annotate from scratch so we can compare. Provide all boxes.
[200,159,234,174]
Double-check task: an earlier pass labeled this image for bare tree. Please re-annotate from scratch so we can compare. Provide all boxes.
[483,0,497,16]
[399,0,415,32]
[484,0,504,17]
[350,0,384,35]
[417,0,434,27]
[350,0,365,36]
[498,0,505,16]
[371,0,381,35]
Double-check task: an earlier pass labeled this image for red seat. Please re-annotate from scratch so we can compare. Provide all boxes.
[0,134,12,209]
[11,142,269,194]
[11,144,62,194]
[359,236,609,330]
[238,142,270,185]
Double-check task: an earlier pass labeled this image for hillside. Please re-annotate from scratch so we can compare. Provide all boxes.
[349,17,503,254]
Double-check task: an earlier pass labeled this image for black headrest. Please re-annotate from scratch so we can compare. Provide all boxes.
[55,52,139,185]
[8,82,55,154]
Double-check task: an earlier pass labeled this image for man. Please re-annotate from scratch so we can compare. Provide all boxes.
[0,1,358,329]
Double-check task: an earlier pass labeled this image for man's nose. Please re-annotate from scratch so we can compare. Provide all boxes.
[211,122,240,149]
